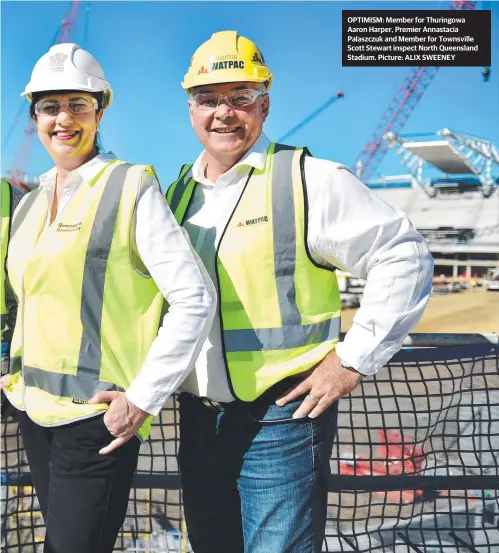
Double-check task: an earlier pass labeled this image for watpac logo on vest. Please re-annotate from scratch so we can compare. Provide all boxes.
[236,215,269,228]
[72,397,87,405]
[57,221,82,232]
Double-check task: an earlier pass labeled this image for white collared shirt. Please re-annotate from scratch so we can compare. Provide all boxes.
[12,153,217,416]
[179,134,434,402]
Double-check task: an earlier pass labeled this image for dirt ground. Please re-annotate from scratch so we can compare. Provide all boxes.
[341,287,499,334]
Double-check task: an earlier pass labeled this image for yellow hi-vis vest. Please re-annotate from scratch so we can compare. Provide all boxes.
[1,180,12,341]
[166,143,341,401]
[5,161,164,439]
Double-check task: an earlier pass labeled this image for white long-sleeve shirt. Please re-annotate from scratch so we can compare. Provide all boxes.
[178,134,434,402]
[12,153,216,416]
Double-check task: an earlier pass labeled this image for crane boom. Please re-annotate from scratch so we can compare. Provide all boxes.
[277,93,345,143]
[353,66,439,182]
[352,0,478,182]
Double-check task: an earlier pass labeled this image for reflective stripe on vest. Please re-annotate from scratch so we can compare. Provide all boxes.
[10,188,42,239]
[167,143,341,401]
[1,181,12,330]
[7,189,42,375]
[6,162,163,437]
[165,164,195,224]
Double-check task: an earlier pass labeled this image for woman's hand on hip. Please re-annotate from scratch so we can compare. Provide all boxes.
[0,374,13,390]
[88,391,149,454]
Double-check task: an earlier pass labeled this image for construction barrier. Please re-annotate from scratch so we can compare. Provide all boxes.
[2,333,498,552]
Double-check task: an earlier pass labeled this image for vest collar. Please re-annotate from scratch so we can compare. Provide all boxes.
[192,133,271,186]
[38,152,118,191]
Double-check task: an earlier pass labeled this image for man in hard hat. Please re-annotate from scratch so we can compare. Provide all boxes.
[167,31,434,553]
[1,180,24,380]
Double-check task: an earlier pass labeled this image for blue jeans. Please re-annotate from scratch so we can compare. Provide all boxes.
[178,380,338,553]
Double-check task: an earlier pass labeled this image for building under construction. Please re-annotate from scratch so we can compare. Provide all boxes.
[366,128,499,279]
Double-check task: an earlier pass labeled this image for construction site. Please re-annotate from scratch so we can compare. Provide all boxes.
[5,7,497,336]
[341,127,499,334]
[1,1,498,552]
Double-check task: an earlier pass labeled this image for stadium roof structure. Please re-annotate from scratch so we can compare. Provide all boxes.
[383,129,499,198]
[401,140,477,175]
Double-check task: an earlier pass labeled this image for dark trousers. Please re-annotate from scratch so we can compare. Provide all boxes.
[16,409,140,553]
[178,381,338,553]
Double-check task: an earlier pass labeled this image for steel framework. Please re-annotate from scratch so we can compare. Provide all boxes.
[352,0,479,182]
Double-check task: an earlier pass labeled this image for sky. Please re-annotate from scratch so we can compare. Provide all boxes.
[1,0,498,190]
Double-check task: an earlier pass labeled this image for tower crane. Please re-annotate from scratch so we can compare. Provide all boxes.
[5,1,84,191]
[352,0,478,183]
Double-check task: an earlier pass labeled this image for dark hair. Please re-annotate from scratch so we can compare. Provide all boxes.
[29,90,104,153]
[94,131,103,153]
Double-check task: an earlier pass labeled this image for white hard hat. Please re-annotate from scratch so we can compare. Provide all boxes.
[21,43,113,109]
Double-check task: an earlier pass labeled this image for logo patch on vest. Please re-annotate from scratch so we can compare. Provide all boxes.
[236,216,269,228]
[57,222,82,232]
[72,398,87,405]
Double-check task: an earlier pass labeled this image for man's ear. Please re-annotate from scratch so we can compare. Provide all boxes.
[188,101,195,127]
[262,93,270,122]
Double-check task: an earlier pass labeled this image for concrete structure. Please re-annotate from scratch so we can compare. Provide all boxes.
[368,131,499,279]
[371,180,499,278]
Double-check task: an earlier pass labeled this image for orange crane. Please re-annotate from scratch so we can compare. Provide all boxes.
[352,0,479,182]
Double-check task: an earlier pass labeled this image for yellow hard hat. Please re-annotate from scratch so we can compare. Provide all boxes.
[182,31,273,93]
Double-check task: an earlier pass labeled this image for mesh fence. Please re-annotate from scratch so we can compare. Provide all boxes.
[2,340,499,552]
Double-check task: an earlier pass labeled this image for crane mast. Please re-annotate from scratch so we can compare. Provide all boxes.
[352,0,478,182]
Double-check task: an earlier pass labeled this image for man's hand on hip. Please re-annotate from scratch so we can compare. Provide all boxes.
[275,351,362,419]
[88,391,149,454]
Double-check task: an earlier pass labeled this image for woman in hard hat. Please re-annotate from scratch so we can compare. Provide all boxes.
[0,43,216,553]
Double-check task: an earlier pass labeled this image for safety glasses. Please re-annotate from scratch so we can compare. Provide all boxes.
[34,96,98,117]
[189,89,266,111]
